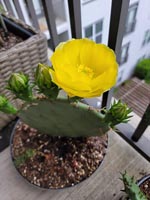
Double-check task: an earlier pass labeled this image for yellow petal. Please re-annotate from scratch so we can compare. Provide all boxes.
[50,38,118,98]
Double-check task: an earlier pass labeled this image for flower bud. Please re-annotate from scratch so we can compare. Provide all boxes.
[35,63,51,90]
[104,100,132,127]
[8,73,29,93]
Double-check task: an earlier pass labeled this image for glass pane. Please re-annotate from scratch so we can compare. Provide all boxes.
[96,20,103,33]
[121,47,127,58]
[128,9,136,24]
[85,26,93,37]
[96,34,102,43]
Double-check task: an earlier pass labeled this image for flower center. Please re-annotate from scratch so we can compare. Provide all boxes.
[77,64,94,79]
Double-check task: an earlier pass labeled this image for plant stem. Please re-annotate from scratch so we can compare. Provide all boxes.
[0,13,8,37]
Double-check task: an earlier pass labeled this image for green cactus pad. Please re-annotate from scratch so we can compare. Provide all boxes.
[19,98,109,137]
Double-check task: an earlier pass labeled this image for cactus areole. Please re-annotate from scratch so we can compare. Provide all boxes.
[0,39,132,189]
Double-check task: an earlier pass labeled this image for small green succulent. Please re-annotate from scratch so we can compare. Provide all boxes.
[121,172,148,200]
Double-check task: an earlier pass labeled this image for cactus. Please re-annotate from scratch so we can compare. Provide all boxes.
[0,66,132,137]
[121,172,147,200]
[0,39,132,137]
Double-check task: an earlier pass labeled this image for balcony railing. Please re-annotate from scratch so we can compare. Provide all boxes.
[0,0,150,161]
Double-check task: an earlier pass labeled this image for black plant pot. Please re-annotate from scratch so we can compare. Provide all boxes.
[2,15,35,38]
[10,120,108,189]
[137,174,150,186]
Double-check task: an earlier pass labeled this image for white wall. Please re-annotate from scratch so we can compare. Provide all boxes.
[117,0,150,84]
[81,0,112,45]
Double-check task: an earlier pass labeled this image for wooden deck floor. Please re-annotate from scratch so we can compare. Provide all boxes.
[0,131,149,200]
[114,77,150,117]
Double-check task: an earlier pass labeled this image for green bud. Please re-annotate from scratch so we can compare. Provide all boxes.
[0,95,17,114]
[7,73,33,101]
[8,73,29,93]
[104,100,132,127]
[35,63,51,90]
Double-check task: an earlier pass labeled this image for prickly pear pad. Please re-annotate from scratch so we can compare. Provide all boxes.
[19,98,109,137]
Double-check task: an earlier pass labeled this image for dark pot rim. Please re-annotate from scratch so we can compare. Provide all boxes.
[137,174,150,186]
[10,119,109,190]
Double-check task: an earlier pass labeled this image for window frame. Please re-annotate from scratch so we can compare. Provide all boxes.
[142,30,150,46]
[125,2,139,35]
[84,19,104,43]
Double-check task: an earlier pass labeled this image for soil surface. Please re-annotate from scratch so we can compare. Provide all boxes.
[140,178,150,200]
[11,122,108,189]
[0,28,23,52]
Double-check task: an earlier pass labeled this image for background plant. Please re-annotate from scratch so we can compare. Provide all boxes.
[134,59,150,84]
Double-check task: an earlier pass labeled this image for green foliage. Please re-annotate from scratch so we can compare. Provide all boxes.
[104,100,132,128]
[145,70,150,84]
[135,59,150,84]
[14,149,36,167]
[0,95,17,114]
[121,172,147,200]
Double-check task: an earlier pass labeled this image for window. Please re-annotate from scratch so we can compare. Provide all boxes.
[142,30,150,46]
[125,3,138,35]
[119,43,130,65]
[117,70,124,84]
[84,20,103,43]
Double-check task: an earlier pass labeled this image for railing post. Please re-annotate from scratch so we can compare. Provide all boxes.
[132,103,150,142]
[25,0,40,29]
[67,0,82,38]
[101,0,130,108]
[42,0,59,51]
[13,0,25,22]
[3,0,15,16]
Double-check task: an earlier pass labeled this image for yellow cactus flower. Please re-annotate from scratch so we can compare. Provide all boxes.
[49,38,118,98]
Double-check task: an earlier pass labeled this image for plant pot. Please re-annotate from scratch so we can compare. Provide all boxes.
[137,174,150,199]
[10,120,108,189]
[0,14,48,129]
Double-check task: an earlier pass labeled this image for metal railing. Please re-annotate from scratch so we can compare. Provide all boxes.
[0,0,149,160]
